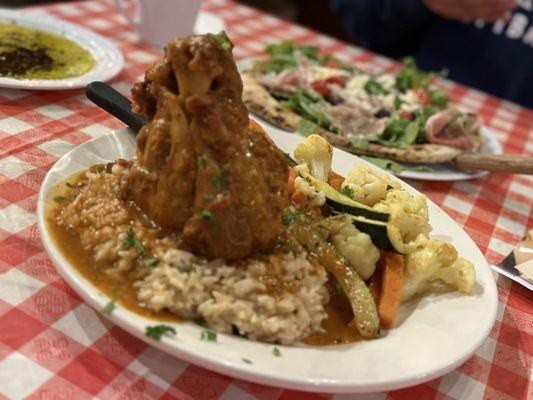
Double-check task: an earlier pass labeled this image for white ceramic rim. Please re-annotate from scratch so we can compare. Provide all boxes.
[37,126,498,393]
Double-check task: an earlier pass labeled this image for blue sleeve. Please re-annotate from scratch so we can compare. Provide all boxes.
[330,0,438,58]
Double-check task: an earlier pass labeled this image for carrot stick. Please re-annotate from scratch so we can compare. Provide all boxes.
[287,167,298,195]
[377,252,404,329]
[328,171,344,191]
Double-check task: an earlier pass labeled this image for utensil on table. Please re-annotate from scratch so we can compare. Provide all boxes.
[491,248,533,291]
[113,0,201,46]
[454,153,533,175]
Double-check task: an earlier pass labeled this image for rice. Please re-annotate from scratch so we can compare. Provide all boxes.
[53,166,329,344]
[136,249,327,344]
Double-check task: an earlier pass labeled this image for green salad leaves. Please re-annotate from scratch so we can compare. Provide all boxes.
[395,57,449,108]
[361,156,432,173]
[260,40,345,74]
[283,88,339,133]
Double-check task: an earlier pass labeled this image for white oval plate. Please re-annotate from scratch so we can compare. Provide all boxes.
[37,125,498,393]
[0,9,124,90]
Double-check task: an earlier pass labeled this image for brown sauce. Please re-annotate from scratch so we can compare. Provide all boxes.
[305,293,362,345]
[47,217,181,323]
[46,172,180,322]
[46,172,362,345]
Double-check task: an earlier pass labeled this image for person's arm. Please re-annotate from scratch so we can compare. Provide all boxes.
[330,0,437,58]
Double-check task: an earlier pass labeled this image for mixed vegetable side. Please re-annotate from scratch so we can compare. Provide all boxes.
[253,40,483,169]
[285,134,476,338]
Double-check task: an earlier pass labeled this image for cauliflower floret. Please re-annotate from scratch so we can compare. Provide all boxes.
[294,176,326,206]
[341,165,400,207]
[321,216,380,280]
[432,257,476,294]
[294,134,332,182]
[374,189,431,254]
[402,240,475,301]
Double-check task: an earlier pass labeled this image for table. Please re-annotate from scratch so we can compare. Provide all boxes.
[0,0,531,399]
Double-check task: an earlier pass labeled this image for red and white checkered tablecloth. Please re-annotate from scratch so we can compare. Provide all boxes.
[0,0,531,399]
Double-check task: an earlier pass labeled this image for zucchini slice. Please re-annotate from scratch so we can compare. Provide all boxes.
[351,215,416,255]
[299,170,389,222]
[351,216,395,252]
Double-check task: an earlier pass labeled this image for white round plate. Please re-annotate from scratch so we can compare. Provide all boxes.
[0,9,124,90]
[37,126,498,393]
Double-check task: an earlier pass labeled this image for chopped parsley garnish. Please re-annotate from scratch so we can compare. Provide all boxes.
[282,210,300,226]
[273,347,281,357]
[101,300,116,315]
[211,176,222,188]
[242,358,252,364]
[314,241,321,249]
[202,194,215,201]
[386,184,394,191]
[122,228,145,254]
[195,209,218,229]
[143,258,159,267]
[200,330,217,342]
[334,337,343,344]
[145,325,176,340]
[340,186,354,199]
[211,165,230,188]
[207,31,231,51]
[197,155,206,167]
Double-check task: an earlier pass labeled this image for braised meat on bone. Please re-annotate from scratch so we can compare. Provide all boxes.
[124,34,289,260]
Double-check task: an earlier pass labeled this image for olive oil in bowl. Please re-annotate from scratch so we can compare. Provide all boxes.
[0,23,95,80]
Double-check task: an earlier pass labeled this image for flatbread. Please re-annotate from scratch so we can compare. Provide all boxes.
[242,71,463,164]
